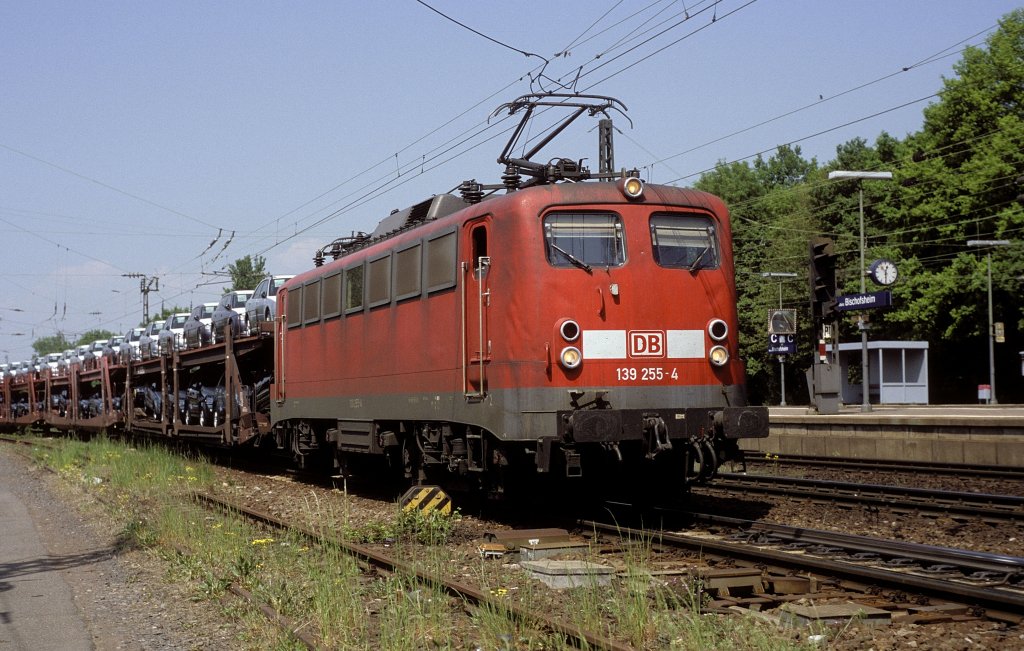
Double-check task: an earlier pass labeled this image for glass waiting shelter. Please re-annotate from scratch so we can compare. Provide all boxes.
[837,341,929,405]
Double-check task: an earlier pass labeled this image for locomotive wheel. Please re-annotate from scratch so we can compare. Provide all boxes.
[699,440,718,482]
[400,437,423,482]
[686,441,705,484]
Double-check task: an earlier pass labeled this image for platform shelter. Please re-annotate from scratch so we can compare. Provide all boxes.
[837,341,929,405]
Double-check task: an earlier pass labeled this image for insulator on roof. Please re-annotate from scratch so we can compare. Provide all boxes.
[459,180,483,204]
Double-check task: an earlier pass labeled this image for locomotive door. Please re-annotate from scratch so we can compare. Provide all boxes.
[462,218,491,397]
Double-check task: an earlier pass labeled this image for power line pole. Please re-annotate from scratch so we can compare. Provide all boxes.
[122,273,159,323]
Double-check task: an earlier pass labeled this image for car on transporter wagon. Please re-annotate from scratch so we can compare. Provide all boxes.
[245,275,294,331]
[120,327,145,363]
[157,312,191,356]
[183,302,218,349]
[210,289,253,341]
[138,321,163,360]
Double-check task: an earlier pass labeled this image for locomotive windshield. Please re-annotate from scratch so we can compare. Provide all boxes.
[649,214,719,270]
[543,212,625,268]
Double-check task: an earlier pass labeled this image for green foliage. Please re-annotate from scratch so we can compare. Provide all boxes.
[75,329,118,346]
[697,145,822,401]
[699,10,1024,404]
[144,306,188,326]
[227,255,267,291]
[32,332,73,356]
[348,507,461,546]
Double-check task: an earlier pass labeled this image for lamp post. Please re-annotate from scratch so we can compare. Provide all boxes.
[761,271,798,406]
[967,239,1011,404]
[828,170,893,412]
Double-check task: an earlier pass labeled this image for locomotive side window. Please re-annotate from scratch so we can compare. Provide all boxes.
[286,288,302,329]
[367,254,391,308]
[302,279,321,325]
[649,214,719,270]
[394,242,422,301]
[425,229,457,293]
[471,223,489,278]
[543,212,625,268]
[321,272,342,320]
[344,264,364,313]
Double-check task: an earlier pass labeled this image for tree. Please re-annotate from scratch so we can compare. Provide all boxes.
[697,146,820,403]
[32,333,73,356]
[691,9,1024,404]
[75,330,118,346]
[144,306,188,327]
[227,255,267,291]
[877,10,1024,401]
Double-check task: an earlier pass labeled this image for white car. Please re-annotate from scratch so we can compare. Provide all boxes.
[104,335,124,360]
[121,327,145,362]
[84,339,109,366]
[57,349,75,372]
[157,313,191,356]
[138,322,163,360]
[183,302,218,349]
[245,275,294,330]
[72,344,91,367]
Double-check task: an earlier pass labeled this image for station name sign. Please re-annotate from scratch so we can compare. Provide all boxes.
[767,333,796,355]
[834,290,892,311]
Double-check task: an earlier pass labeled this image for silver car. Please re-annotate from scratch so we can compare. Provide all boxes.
[121,327,145,363]
[210,289,254,341]
[183,303,218,349]
[157,313,191,356]
[72,344,91,368]
[138,321,164,360]
[103,335,124,360]
[84,339,109,367]
[43,352,62,371]
[245,275,294,330]
[57,349,75,373]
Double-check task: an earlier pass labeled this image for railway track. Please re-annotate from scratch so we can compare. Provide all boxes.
[739,453,1024,480]
[586,509,1024,624]
[697,472,1024,522]
[194,492,637,651]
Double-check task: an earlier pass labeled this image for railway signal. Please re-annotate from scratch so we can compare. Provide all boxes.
[808,237,837,322]
[807,237,840,414]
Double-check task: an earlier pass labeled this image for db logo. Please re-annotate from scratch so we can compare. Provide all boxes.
[628,330,665,358]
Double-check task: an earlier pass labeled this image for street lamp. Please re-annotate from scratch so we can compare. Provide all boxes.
[828,170,893,412]
[967,239,1011,404]
[760,271,798,406]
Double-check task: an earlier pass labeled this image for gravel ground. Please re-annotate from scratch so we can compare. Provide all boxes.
[4,442,1023,650]
[0,446,244,650]
[204,461,1024,650]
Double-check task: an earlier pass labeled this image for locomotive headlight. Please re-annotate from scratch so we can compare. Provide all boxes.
[560,346,582,370]
[559,319,580,342]
[707,318,728,341]
[709,345,729,367]
[617,176,645,200]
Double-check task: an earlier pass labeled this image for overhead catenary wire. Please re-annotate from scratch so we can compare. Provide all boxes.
[2,5,1013,359]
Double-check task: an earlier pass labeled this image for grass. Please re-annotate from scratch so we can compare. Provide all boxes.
[20,432,819,650]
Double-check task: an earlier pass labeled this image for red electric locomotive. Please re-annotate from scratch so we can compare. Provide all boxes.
[267,94,768,497]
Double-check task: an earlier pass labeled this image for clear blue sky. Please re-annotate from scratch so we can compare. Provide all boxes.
[1,0,1019,362]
